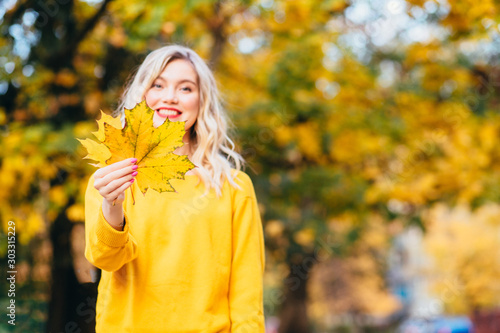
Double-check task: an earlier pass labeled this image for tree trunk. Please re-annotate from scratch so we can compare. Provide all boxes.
[208,0,227,68]
[278,261,312,333]
[46,211,99,333]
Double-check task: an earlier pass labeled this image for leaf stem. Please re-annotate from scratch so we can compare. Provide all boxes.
[130,182,136,205]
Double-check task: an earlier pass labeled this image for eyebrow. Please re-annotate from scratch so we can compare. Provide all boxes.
[155,76,198,86]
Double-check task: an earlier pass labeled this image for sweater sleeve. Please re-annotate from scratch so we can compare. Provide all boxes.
[229,174,266,332]
[84,174,138,272]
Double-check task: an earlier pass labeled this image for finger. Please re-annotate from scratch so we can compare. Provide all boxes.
[99,174,136,197]
[107,179,134,202]
[94,164,138,190]
[94,158,137,179]
[95,157,137,179]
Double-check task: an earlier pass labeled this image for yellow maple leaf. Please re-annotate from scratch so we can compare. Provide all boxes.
[78,101,195,195]
[93,110,123,141]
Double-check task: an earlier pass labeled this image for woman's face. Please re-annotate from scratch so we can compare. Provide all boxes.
[146,59,200,132]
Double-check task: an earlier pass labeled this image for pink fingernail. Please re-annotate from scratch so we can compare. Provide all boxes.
[130,158,137,164]
[132,171,138,176]
[130,179,135,183]
[132,165,138,170]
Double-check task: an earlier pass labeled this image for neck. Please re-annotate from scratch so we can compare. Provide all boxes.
[174,144,190,157]
[175,135,197,176]
[174,132,192,158]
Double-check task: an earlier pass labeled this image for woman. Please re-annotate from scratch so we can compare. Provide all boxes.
[84,45,265,332]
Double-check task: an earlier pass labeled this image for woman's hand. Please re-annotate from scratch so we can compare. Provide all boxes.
[93,158,138,229]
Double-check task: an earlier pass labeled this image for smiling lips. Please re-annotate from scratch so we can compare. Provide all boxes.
[156,108,182,119]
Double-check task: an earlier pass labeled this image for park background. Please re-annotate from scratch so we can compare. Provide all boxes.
[1,0,500,332]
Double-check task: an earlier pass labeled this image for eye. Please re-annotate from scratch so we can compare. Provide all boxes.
[181,87,192,92]
[152,82,162,89]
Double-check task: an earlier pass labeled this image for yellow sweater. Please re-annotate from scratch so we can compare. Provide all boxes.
[84,171,265,332]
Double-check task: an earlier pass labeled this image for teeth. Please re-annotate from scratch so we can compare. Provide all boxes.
[158,109,180,116]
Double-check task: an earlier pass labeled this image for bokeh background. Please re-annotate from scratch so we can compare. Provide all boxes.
[1,0,500,332]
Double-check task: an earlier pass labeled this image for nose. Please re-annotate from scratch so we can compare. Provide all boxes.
[163,87,178,104]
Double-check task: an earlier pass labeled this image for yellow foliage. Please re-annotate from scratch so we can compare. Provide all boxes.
[331,129,386,164]
[293,228,315,248]
[442,0,497,33]
[406,0,427,7]
[424,204,500,313]
[274,122,325,162]
[478,123,497,152]
[327,212,356,234]
[83,92,104,116]
[0,109,6,125]
[109,25,127,48]
[66,204,85,223]
[407,0,497,34]
[295,122,323,161]
[405,42,443,67]
[362,214,390,249]
[73,121,98,139]
[20,212,44,245]
[364,182,387,205]
[54,69,78,88]
[49,186,68,208]
[265,220,285,238]
[274,126,294,147]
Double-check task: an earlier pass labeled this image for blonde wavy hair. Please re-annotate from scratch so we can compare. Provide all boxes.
[116,45,244,195]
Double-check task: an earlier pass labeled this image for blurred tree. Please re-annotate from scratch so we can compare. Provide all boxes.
[225,0,500,330]
[1,1,115,331]
[1,0,500,332]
